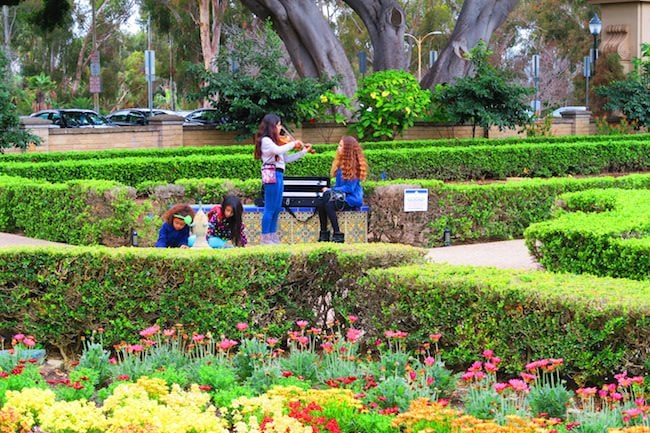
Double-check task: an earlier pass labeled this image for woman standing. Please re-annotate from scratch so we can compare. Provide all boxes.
[317,136,368,243]
[254,113,311,245]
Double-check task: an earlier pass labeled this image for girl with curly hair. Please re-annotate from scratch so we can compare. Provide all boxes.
[155,203,196,248]
[317,135,368,243]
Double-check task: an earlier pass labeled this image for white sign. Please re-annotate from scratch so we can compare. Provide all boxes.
[404,189,428,212]
[90,51,101,76]
[145,50,155,79]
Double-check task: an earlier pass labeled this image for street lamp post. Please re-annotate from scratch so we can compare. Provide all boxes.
[589,13,602,70]
[404,31,443,81]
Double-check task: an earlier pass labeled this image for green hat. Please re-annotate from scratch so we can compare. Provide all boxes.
[173,214,193,225]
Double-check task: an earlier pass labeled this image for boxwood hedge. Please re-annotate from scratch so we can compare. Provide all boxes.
[356,263,650,384]
[525,188,650,280]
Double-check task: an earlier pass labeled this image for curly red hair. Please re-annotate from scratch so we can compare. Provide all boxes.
[331,136,367,181]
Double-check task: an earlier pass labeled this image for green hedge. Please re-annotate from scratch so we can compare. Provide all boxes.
[524,188,650,280]
[356,263,650,384]
[3,133,647,164]
[0,243,425,359]
[0,175,146,245]
[1,139,648,185]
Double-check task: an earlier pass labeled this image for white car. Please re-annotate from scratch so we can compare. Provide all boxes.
[551,106,588,118]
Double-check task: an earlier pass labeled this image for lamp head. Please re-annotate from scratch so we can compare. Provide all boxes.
[589,14,602,36]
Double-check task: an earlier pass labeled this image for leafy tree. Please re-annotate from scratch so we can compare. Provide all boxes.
[434,41,533,138]
[189,22,336,139]
[0,48,39,152]
[595,44,650,128]
[353,70,432,141]
[26,73,56,112]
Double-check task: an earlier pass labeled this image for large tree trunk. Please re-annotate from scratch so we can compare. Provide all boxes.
[420,0,519,89]
[343,0,406,71]
[238,0,357,98]
[198,0,227,73]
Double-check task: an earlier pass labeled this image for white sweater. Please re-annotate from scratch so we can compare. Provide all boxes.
[260,136,307,170]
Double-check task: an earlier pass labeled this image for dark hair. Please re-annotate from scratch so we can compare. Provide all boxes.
[221,195,244,246]
[162,203,196,225]
[254,113,281,160]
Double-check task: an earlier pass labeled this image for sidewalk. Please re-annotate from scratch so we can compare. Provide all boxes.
[0,232,69,248]
[0,232,540,270]
[426,239,540,270]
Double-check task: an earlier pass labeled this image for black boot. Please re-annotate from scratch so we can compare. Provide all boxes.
[318,230,330,242]
[332,232,345,243]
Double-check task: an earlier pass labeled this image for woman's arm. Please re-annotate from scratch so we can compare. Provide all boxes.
[262,136,297,156]
[284,148,308,164]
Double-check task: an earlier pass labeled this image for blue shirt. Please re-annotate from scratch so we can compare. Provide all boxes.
[332,168,363,208]
[155,222,191,248]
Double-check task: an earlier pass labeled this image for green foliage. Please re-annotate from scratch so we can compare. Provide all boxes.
[0,244,424,359]
[0,49,40,152]
[596,79,650,128]
[523,115,553,137]
[433,41,533,138]
[525,188,650,280]
[296,90,353,125]
[190,21,336,138]
[359,263,650,384]
[353,70,432,141]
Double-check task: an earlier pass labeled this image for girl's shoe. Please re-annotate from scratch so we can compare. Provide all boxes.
[270,233,281,244]
[260,233,274,245]
[332,232,345,243]
[318,230,330,242]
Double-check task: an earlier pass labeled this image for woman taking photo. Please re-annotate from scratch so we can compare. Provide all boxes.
[254,113,311,245]
[317,135,368,243]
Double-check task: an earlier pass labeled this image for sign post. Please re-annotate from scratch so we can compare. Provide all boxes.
[403,189,429,212]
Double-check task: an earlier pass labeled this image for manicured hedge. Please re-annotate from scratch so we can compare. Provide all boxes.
[525,188,650,280]
[355,263,650,384]
[1,139,648,184]
[0,175,145,245]
[3,133,647,164]
[0,243,425,359]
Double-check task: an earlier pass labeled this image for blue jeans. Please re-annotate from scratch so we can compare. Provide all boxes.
[261,170,284,234]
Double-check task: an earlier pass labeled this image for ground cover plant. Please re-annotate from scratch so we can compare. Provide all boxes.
[0,322,648,433]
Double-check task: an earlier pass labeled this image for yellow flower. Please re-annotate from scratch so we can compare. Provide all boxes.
[4,387,56,425]
[39,400,107,433]
[320,95,328,103]
[0,407,32,433]
[136,376,169,399]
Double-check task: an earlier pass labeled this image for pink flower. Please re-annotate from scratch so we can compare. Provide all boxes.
[219,339,238,351]
[429,333,442,342]
[484,362,498,373]
[494,383,509,393]
[346,328,363,342]
[474,371,486,380]
[267,337,278,347]
[598,389,608,399]
[236,323,249,331]
[13,334,25,342]
[192,334,205,343]
[22,338,36,348]
[109,357,117,365]
[468,361,482,372]
[426,377,434,385]
[126,344,144,353]
[461,371,475,381]
[348,315,359,323]
[520,372,536,382]
[482,349,494,358]
[321,342,334,353]
[525,360,540,371]
[163,328,175,337]
[491,356,502,365]
[296,336,309,346]
[635,398,647,408]
[549,358,564,366]
[409,371,416,380]
[611,392,623,401]
[508,379,529,392]
[424,356,435,366]
[622,408,643,418]
[139,325,160,338]
[296,320,309,329]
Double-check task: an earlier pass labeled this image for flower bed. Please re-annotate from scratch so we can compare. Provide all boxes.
[0,323,648,433]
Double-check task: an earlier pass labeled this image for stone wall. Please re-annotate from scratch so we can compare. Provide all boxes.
[13,114,596,154]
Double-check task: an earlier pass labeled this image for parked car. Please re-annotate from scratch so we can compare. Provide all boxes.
[30,109,115,128]
[183,108,223,125]
[551,106,588,118]
[107,108,177,126]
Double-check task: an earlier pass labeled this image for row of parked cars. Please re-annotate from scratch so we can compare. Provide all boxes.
[29,108,221,128]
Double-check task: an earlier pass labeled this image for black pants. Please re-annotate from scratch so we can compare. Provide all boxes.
[317,189,352,233]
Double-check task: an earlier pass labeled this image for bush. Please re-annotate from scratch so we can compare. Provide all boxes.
[353,70,432,140]
[357,263,650,384]
[525,188,650,280]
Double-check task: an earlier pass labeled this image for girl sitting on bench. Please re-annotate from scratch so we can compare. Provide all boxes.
[206,195,248,248]
[317,136,368,243]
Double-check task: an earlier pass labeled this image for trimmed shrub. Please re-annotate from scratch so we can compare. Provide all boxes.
[0,243,425,359]
[356,263,650,384]
[525,188,650,280]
